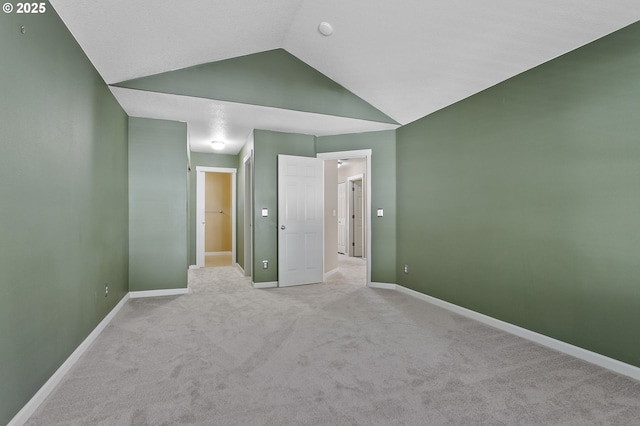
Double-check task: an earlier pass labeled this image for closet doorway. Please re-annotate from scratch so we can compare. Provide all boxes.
[195,167,236,268]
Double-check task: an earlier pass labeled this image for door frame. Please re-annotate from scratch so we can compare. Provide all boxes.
[195,166,237,268]
[347,174,365,258]
[242,152,253,278]
[317,150,372,287]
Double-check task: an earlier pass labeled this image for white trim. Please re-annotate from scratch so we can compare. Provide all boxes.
[394,284,640,381]
[241,151,252,166]
[195,166,237,174]
[195,166,237,269]
[235,263,244,274]
[317,150,372,161]
[205,251,232,256]
[8,295,130,426]
[243,151,253,278]
[318,150,372,287]
[321,163,326,281]
[129,288,189,299]
[369,282,396,290]
[323,267,339,280]
[252,281,278,289]
[188,265,200,270]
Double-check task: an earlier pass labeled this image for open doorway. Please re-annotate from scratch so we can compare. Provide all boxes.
[195,166,236,268]
[318,150,372,287]
[204,172,232,267]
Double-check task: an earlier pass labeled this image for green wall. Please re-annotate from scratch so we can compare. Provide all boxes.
[396,22,640,367]
[316,131,398,284]
[253,130,316,283]
[114,49,396,124]
[187,152,238,266]
[2,8,639,424]
[0,4,129,423]
[129,118,188,291]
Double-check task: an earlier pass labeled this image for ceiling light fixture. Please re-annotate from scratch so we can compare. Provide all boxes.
[211,140,225,151]
[318,22,333,36]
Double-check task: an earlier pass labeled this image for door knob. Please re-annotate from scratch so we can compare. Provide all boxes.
[281,225,286,230]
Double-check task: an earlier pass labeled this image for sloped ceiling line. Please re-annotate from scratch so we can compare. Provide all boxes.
[113,49,398,125]
[50,0,640,154]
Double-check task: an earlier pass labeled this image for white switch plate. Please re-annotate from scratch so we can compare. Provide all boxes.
[261,208,268,217]
[377,209,384,217]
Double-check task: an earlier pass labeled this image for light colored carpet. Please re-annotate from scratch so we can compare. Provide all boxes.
[27,257,640,425]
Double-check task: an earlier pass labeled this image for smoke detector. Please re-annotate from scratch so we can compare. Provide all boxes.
[318,22,333,36]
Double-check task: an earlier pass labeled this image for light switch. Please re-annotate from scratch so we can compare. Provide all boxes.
[261,208,268,217]
[377,208,384,217]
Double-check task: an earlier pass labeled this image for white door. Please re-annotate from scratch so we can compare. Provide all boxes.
[352,180,364,257]
[278,155,324,287]
[337,182,347,254]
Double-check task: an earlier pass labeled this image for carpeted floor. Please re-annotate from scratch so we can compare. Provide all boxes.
[27,256,640,425]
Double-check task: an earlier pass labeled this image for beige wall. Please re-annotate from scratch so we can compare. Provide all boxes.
[338,158,366,183]
[324,160,338,273]
[205,172,232,252]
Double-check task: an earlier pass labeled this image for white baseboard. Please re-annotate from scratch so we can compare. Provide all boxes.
[369,282,396,290]
[235,263,244,274]
[323,268,338,280]
[205,251,232,256]
[8,294,130,426]
[129,288,189,299]
[188,265,200,270]
[252,281,278,289]
[394,284,640,381]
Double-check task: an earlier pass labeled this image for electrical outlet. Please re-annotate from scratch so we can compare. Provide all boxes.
[262,260,269,270]
[403,264,409,274]
[104,283,109,297]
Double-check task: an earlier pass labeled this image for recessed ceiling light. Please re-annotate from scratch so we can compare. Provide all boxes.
[211,140,225,151]
[318,22,333,36]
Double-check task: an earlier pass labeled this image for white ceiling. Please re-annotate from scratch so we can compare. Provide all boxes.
[51,0,640,154]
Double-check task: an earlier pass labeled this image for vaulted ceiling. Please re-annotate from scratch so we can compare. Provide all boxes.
[50,0,640,154]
